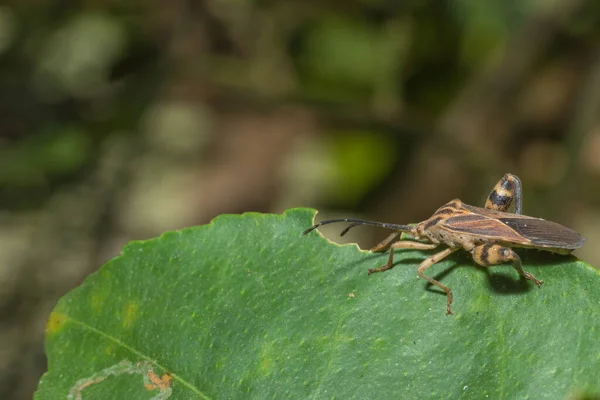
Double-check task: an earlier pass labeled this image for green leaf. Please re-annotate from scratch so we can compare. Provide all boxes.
[36,209,600,399]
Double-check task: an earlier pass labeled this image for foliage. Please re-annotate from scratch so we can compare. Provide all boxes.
[36,209,600,399]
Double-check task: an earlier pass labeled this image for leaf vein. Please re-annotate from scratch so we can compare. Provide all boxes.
[66,315,211,400]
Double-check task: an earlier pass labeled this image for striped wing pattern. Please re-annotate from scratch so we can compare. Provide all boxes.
[439,203,585,250]
[443,213,531,245]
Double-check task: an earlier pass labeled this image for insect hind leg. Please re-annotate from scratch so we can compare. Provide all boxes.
[471,244,543,286]
[484,173,522,214]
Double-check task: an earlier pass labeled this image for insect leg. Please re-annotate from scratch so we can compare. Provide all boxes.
[484,173,522,214]
[416,247,459,315]
[368,241,438,274]
[471,244,543,286]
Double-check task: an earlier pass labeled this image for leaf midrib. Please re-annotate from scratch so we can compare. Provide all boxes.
[66,315,211,399]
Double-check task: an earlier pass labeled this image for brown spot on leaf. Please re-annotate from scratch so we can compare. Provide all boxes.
[45,312,67,334]
[145,369,173,391]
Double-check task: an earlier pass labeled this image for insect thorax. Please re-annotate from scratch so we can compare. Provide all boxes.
[414,200,483,251]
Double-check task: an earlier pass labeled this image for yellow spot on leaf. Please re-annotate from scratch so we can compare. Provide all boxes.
[123,302,138,329]
[259,342,275,375]
[260,358,273,375]
[45,312,67,334]
[91,291,108,312]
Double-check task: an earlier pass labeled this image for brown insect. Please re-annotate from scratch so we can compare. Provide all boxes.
[302,173,585,315]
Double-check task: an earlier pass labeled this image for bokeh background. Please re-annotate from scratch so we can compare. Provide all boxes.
[2,0,600,398]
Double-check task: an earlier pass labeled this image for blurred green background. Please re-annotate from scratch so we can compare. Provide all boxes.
[2,0,600,398]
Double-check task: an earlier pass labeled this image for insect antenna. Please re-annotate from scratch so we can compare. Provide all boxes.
[302,218,413,237]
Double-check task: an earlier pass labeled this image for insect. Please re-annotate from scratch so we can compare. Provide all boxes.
[302,173,585,315]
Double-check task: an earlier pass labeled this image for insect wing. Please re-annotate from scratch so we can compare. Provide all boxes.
[442,214,530,244]
[498,217,585,249]
[443,209,585,250]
